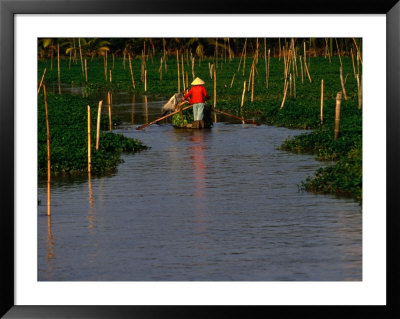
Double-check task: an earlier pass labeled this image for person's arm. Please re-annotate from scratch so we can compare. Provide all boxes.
[202,86,210,100]
[183,88,192,100]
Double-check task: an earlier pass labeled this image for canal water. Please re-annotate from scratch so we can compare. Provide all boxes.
[38,90,362,281]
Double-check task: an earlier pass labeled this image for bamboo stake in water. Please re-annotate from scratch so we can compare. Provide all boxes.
[88,105,91,173]
[176,49,180,92]
[43,84,51,215]
[108,91,112,132]
[320,79,324,125]
[38,68,47,94]
[96,100,103,150]
[334,92,342,140]
[57,43,61,94]
[128,54,136,89]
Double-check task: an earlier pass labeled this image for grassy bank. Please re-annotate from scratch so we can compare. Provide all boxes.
[38,93,148,176]
[39,54,362,203]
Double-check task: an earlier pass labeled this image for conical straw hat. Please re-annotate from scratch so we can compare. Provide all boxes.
[191,77,205,86]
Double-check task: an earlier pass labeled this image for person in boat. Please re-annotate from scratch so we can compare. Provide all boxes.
[183,77,210,122]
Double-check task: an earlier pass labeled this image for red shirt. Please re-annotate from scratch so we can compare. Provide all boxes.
[183,85,209,104]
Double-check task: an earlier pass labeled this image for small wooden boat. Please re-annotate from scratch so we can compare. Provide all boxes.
[173,120,212,129]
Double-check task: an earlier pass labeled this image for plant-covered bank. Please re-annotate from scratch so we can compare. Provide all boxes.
[38,93,148,176]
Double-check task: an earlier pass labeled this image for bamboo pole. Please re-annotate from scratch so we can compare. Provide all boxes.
[96,100,103,150]
[191,57,195,80]
[334,92,342,140]
[357,74,362,109]
[289,73,292,98]
[78,38,84,77]
[109,69,112,83]
[267,49,270,89]
[123,49,126,70]
[320,79,324,125]
[176,50,180,92]
[237,38,247,72]
[335,38,342,66]
[230,73,235,88]
[351,48,356,78]
[212,108,260,125]
[181,55,185,92]
[84,58,88,82]
[38,68,47,94]
[241,80,246,108]
[352,38,363,65]
[57,43,61,94]
[304,55,312,83]
[144,69,147,92]
[69,48,72,70]
[213,67,217,122]
[128,54,136,89]
[339,65,348,100]
[87,105,91,173]
[300,55,304,84]
[136,103,192,130]
[43,84,51,215]
[264,38,268,88]
[280,80,289,109]
[251,63,255,102]
[108,91,112,132]
[104,51,108,81]
[186,72,188,90]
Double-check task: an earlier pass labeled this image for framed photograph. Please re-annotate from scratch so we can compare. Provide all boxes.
[1,0,398,317]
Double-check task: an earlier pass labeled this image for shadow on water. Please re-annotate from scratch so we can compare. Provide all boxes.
[38,87,362,281]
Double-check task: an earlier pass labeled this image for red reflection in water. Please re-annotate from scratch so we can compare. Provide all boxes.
[189,132,207,200]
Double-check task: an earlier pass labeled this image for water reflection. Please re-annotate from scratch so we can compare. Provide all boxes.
[189,131,208,237]
[144,95,148,124]
[46,215,56,272]
[87,172,96,234]
[131,94,135,124]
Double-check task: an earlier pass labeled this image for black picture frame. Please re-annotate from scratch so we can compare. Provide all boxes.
[1,0,399,317]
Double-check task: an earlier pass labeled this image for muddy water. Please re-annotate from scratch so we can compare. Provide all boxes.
[38,91,361,281]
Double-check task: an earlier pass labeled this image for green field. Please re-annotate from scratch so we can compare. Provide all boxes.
[38,52,362,203]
